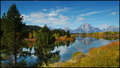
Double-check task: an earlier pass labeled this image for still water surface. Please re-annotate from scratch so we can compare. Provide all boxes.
[22,36,118,64]
[2,36,118,66]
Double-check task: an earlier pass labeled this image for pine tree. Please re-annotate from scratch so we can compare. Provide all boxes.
[66,30,71,38]
[1,4,26,67]
[34,24,56,65]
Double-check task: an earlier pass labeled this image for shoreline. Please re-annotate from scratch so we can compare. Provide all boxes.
[24,35,119,43]
[74,35,119,37]
[46,40,119,67]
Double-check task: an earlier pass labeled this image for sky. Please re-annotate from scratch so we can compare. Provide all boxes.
[1,1,119,29]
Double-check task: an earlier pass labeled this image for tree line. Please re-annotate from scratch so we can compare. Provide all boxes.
[28,25,71,39]
[78,31,119,36]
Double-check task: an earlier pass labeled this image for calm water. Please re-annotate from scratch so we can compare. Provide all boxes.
[52,36,118,62]
[1,36,119,66]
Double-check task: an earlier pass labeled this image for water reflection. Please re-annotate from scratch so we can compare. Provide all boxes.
[51,36,119,62]
[1,36,119,67]
[1,43,31,67]
[76,37,97,46]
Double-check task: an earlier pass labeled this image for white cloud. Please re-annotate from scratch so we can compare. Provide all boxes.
[48,7,69,17]
[51,46,71,55]
[48,13,57,17]
[21,7,71,25]
[21,14,32,22]
[106,12,117,16]
[38,25,44,27]
[42,9,47,11]
[22,12,70,25]
[111,12,116,15]
[59,15,70,20]
[76,17,85,22]
[79,10,109,17]
[30,12,46,18]
[56,7,69,13]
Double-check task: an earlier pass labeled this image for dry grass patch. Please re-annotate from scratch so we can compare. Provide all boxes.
[46,40,119,67]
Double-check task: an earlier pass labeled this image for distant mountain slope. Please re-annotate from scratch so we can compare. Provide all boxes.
[24,25,42,31]
[101,28,107,32]
[101,25,119,32]
[48,27,63,30]
[63,27,72,32]
[48,27,55,30]
[72,23,102,33]
[106,25,119,32]
[72,28,86,33]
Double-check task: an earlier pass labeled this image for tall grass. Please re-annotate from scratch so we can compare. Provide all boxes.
[46,40,119,67]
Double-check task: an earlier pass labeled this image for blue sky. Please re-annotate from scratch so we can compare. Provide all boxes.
[1,1,119,29]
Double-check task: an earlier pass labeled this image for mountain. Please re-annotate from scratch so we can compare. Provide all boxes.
[72,28,86,33]
[48,27,55,30]
[101,25,119,32]
[101,28,107,32]
[73,23,102,33]
[63,27,72,32]
[24,25,42,31]
[106,25,119,32]
[48,27,63,30]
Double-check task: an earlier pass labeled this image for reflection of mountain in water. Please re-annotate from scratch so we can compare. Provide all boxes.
[76,37,97,46]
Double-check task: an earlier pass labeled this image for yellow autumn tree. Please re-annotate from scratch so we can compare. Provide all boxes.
[29,32,32,39]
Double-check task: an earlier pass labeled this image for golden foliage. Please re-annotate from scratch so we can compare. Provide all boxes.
[29,32,32,39]
[47,40,119,67]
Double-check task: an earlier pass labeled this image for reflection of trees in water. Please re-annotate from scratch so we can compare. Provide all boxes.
[33,44,60,66]
[1,40,61,67]
[1,42,31,67]
[77,36,119,46]
[54,39,75,47]
[71,39,75,44]
[93,36,119,40]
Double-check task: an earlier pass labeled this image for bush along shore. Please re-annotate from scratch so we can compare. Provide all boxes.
[73,31,119,37]
[42,40,119,67]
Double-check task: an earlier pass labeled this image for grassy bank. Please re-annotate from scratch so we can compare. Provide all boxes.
[44,40,119,67]
[74,35,119,37]
[73,31,119,37]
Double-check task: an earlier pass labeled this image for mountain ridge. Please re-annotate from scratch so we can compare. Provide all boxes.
[64,23,119,33]
[25,23,119,33]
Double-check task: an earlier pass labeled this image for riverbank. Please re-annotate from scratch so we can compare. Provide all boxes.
[74,35,119,37]
[24,35,75,44]
[55,35,75,41]
[45,40,119,67]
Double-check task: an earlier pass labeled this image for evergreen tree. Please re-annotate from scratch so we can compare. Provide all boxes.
[35,24,55,48]
[41,24,50,32]
[34,24,58,66]
[1,4,27,67]
[66,30,71,38]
